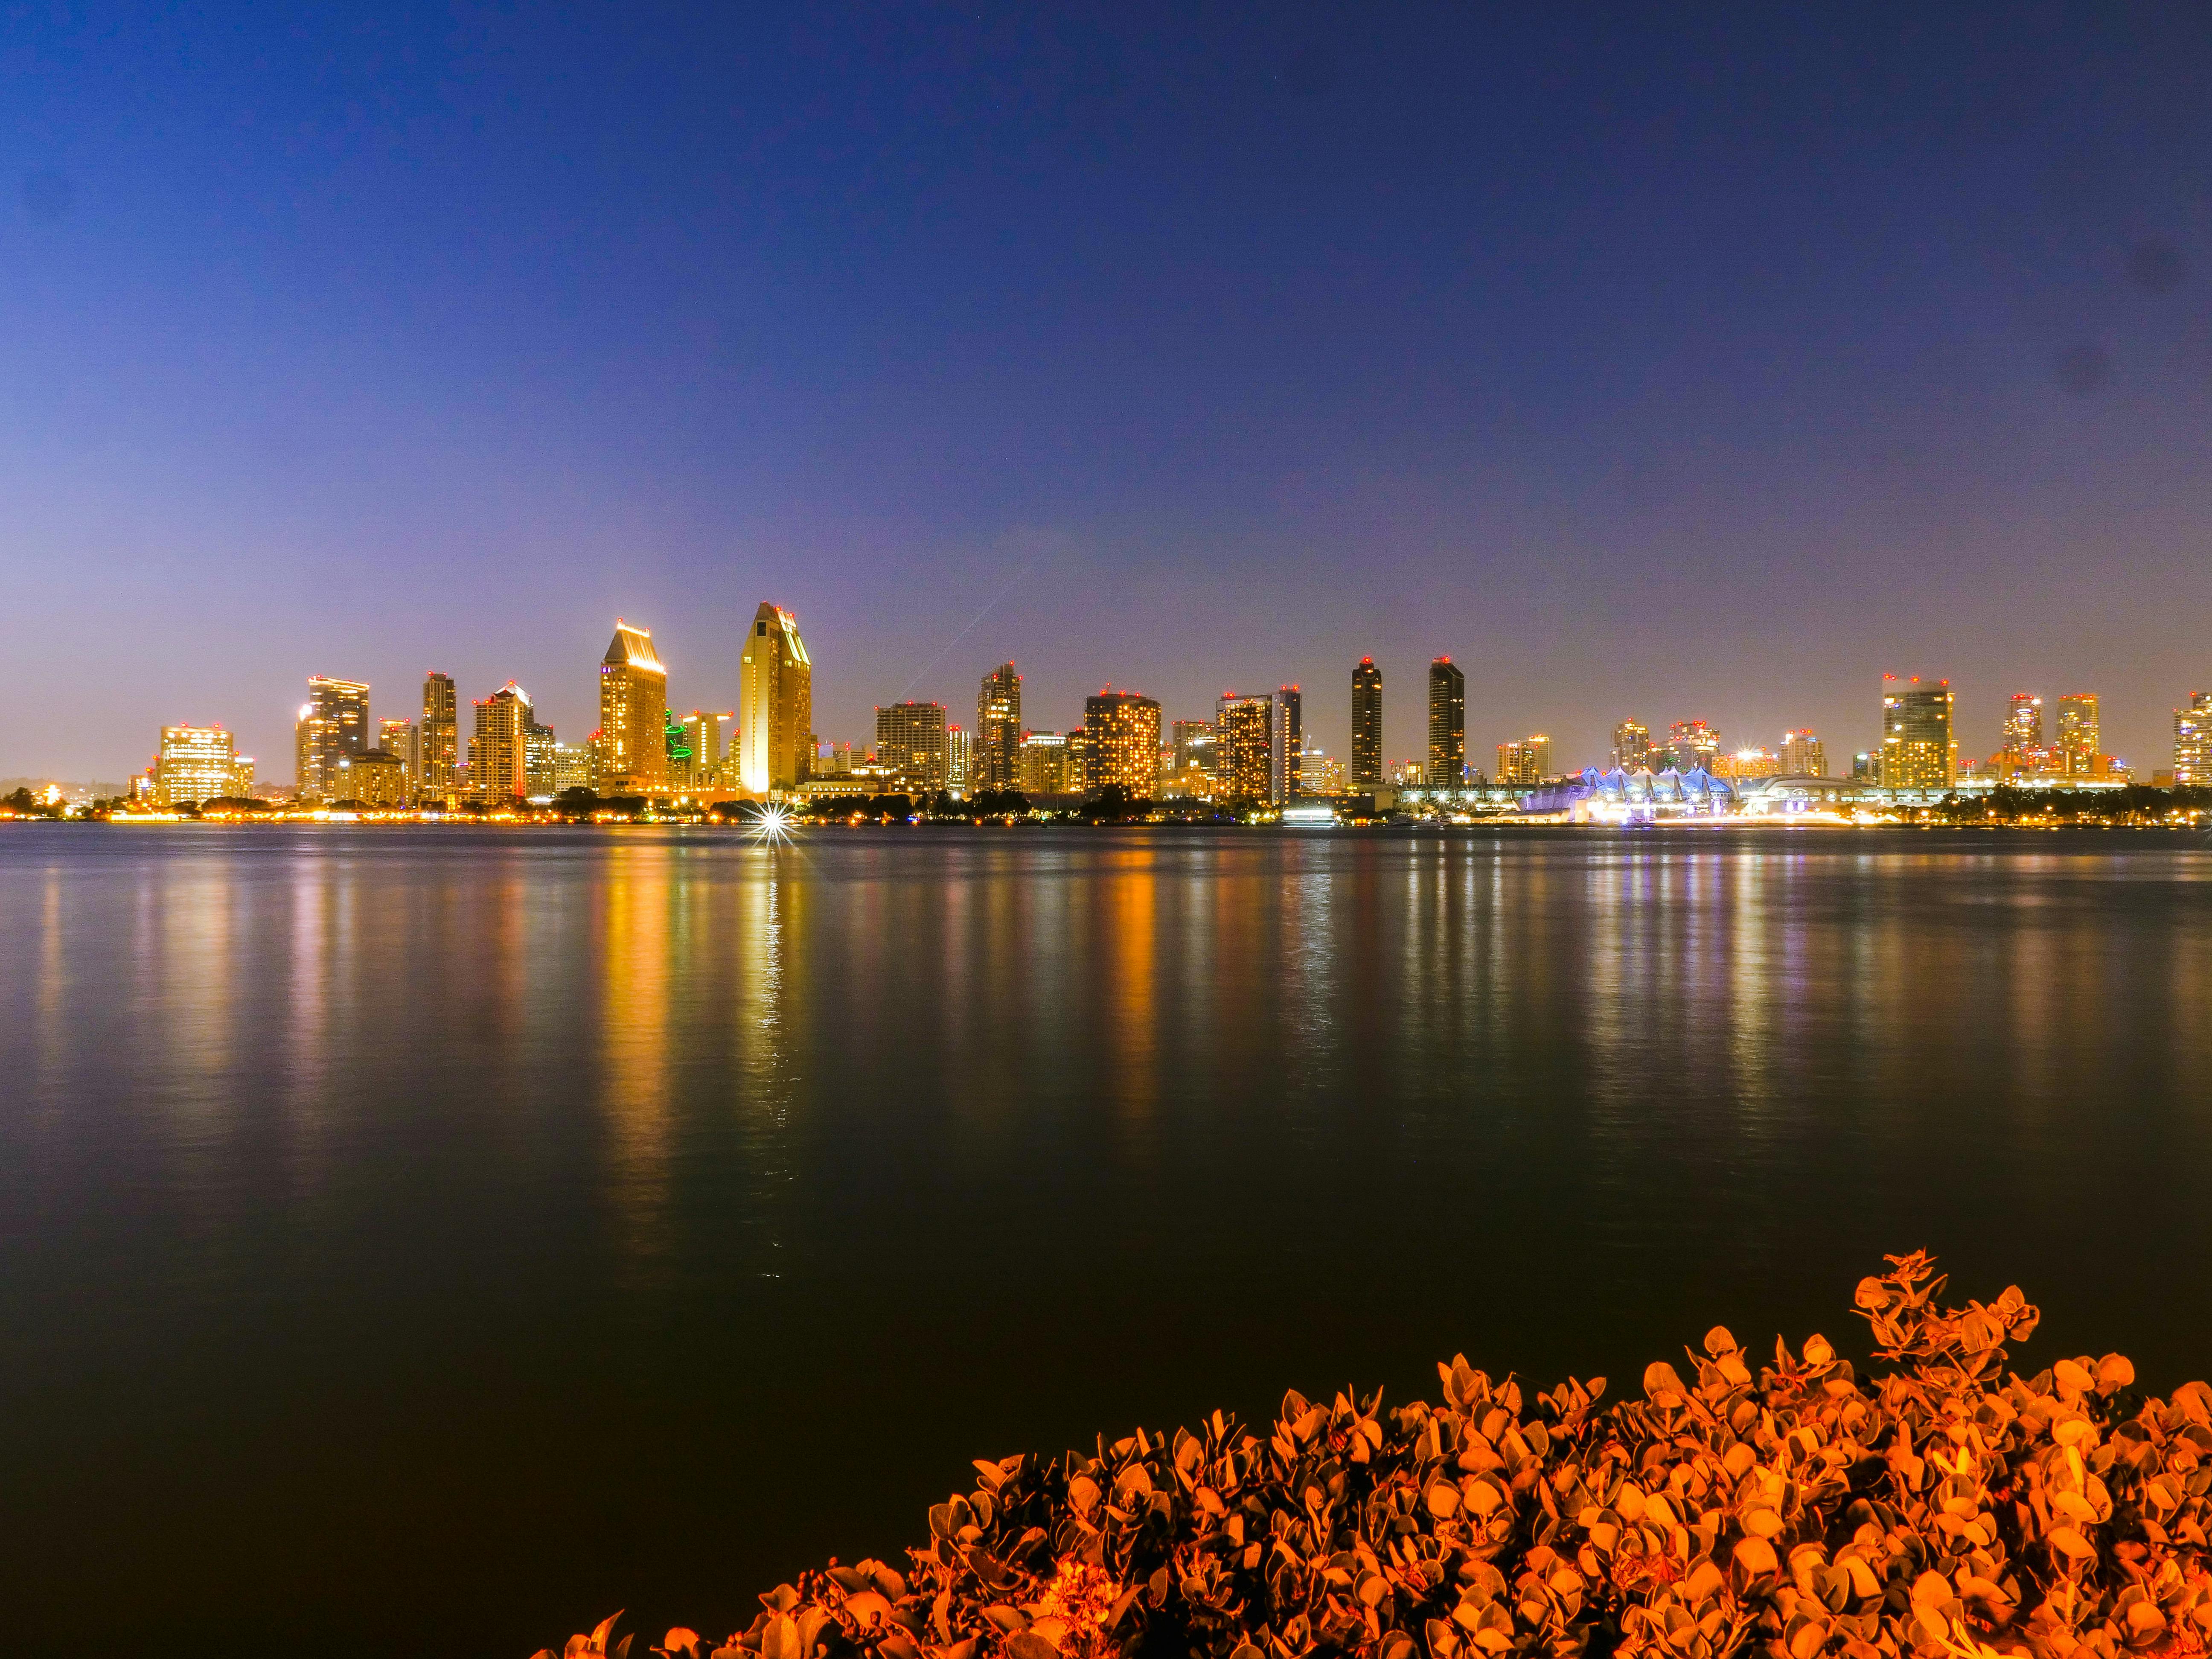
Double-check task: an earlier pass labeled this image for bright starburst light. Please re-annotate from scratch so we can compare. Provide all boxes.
[747,804,795,844]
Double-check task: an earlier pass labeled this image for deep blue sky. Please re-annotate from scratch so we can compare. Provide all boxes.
[7,3,2210,780]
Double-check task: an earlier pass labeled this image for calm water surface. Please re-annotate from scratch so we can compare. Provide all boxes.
[3,824,2210,1656]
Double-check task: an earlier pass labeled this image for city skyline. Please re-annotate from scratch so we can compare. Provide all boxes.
[8,9,2212,786]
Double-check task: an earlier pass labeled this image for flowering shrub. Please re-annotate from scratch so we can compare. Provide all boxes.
[541,1256,2210,1659]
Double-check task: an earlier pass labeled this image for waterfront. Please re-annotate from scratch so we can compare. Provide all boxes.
[3,825,2210,1657]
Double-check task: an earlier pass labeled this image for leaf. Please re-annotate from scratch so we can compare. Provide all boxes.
[2048,1528,2096,1562]
[1733,1537,1779,1577]
[1006,1633,1059,1659]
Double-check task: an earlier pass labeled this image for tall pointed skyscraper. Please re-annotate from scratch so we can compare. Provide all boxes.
[1349,658,1382,793]
[739,603,812,794]
[420,672,458,801]
[597,619,669,795]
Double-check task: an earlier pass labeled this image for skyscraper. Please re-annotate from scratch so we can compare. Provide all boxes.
[470,683,533,804]
[2056,693,2100,776]
[1667,720,1720,772]
[379,718,418,795]
[1084,690,1163,796]
[524,705,559,797]
[155,725,248,807]
[1779,729,1826,776]
[294,675,370,800]
[2002,693,2044,768]
[946,725,971,792]
[739,603,813,794]
[1880,675,1955,788]
[1271,686,1302,802]
[1611,719,1654,771]
[976,663,1022,790]
[680,709,727,789]
[1018,731,1072,795]
[876,701,950,795]
[1215,693,1275,805]
[420,672,458,800]
[1349,659,1383,793]
[2175,692,2212,787]
[1426,659,1465,785]
[597,619,669,796]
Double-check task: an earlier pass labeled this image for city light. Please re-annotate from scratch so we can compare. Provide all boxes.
[747,803,795,844]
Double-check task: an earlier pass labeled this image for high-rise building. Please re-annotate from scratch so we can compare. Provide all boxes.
[2175,692,2212,787]
[524,706,559,797]
[1065,727,1088,789]
[679,710,728,789]
[1496,736,1552,787]
[876,701,950,795]
[976,663,1022,790]
[1171,720,1215,785]
[470,683,533,804]
[1018,731,1072,795]
[295,675,370,800]
[2002,693,2044,767]
[1667,720,1721,772]
[946,725,971,792]
[1270,686,1303,801]
[155,725,249,806]
[378,718,418,795]
[1779,729,1826,776]
[420,672,458,800]
[2056,693,2100,777]
[1427,659,1465,785]
[597,620,669,796]
[1085,690,1163,796]
[1880,675,1955,788]
[1215,693,1275,805]
[1349,658,1383,794]
[552,742,593,795]
[1298,748,1346,796]
[1611,719,1654,772]
[739,603,812,794]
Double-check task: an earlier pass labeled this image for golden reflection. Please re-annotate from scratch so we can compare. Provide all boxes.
[600,841,675,1263]
[1100,845,1159,1125]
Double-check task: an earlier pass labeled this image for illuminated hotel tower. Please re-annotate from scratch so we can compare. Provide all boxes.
[1880,675,1955,787]
[597,620,669,795]
[1426,659,1465,786]
[1611,719,1654,771]
[875,701,949,795]
[295,675,370,799]
[739,603,812,794]
[2056,693,2100,776]
[1779,729,1826,776]
[1084,689,1163,796]
[2175,691,2212,786]
[469,683,532,804]
[1214,693,1275,805]
[420,672,458,799]
[1349,658,1383,793]
[976,662,1022,791]
[1271,685,1302,801]
[155,725,246,807]
[2002,693,2043,767]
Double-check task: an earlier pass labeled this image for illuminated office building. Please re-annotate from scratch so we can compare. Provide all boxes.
[1611,719,1655,772]
[597,619,669,795]
[876,701,950,795]
[1667,720,1721,772]
[1778,729,1825,776]
[1496,736,1552,787]
[1298,748,1345,796]
[1716,747,1780,780]
[1267,685,1302,801]
[2002,693,2043,764]
[155,725,248,807]
[1215,693,1275,805]
[1880,675,1955,788]
[524,707,559,797]
[1018,731,1072,795]
[295,675,370,799]
[1171,720,1215,786]
[946,725,971,792]
[552,742,593,794]
[739,603,812,794]
[2056,693,2100,776]
[1348,658,1383,794]
[1427,660,1465,786]
[420,672,458,800]
[2175,692,2212,786]
[378,718,418,793]
[1084,690,1163,796]
[679,709,729,789]
[470,683,533,804]
[976,663,1022,790]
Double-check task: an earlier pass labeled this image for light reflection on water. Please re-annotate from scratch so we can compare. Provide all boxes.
[1,824,2210,1659]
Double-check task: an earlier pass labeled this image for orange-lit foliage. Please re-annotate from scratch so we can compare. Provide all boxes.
[538,1256,2211,1659]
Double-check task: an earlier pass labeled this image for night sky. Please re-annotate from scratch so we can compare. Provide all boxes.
[7,4,2210,782]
